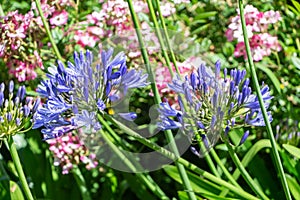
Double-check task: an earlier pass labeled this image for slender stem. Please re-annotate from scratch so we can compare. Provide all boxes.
[127,1,196,199]
[145,0,174,77]
[72,166,92,200]
[104,114,259,200]
[5,136,34,200]
[98,114,169,199]
[224,139,269,200]
[34,0,65,62]
[209,149,241,189]
[154,0,180,74]
[238,1,291,199]
[152,0,220,178]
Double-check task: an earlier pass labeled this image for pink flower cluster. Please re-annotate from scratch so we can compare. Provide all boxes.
[47,132,98,174]
[31,0,70,27]
[72,0,177,49]
[0,0,72,82]
[0,10,44,81]
[225,5,281,61]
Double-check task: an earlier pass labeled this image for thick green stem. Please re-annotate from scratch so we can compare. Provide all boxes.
[224,140,269,200]
[127,1,196,199]
[5,136,34,200]
[238,1,291,199]
[34,0,64,62]
[72,166,92,200]
[104,114,259,200]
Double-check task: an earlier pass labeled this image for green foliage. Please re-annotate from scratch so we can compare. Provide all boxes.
[0,0,299,199]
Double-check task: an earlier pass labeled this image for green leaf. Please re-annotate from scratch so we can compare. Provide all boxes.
[201,192,239,200]
[191,24,210,35]
[292,0,300,13]
[164,166,222,195]
[177,191,191,200]
[256,63,281,93]
[190,19,207,26]
[194,11,217,20]
[286,174,300,200]
[9,181,25,200]
[291,56,300,70]
[283,144,300,159]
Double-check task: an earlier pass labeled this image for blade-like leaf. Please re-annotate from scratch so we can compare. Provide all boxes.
[283,144,300,159]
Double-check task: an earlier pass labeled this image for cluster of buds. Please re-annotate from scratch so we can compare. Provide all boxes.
[225,5,281,61]
[47,132,98,174]
[0,81,40,140]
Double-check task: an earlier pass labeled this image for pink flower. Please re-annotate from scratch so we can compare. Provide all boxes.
[74,30,99,47]
[234,42,246,59]
[50,10,68,26]
[47,132,98,174]
[226,5,281,61]
[160,2,176,17]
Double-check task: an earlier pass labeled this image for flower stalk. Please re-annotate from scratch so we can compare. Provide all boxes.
[97,114,169,199]
[72,166,92,200]
[104,113,259,200]
[238,1,291,199]
[224,138,269,200]
[5,136,34,200]
[127,1,196,199]
[34,0,64,62]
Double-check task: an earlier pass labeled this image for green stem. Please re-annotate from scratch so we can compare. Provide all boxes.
[5,136,34,200]
[145,0,174,77]
[210,149,241,189]
[238,1,291,199]
[34,0,65,62]
[224,140,269,200]
[104,114,259,200]
[72,166,92,200]
[154,0,180,74]
[127,1,196,199]
[152,0,220,178]
[98,114,169,199]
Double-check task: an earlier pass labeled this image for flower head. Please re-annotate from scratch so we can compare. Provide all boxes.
[0,81,40,140]
[158,61,273,156]
[33,49,149,139]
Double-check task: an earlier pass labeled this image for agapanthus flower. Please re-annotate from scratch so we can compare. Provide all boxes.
[0,80,40,140]
[158,61,273,156]
[33,49,149,140]
[47,132,98,174]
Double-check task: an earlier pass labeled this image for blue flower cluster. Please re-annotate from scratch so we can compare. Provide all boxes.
[158,61,273,155]
[33,49,149,140]
[0,80,40,139]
